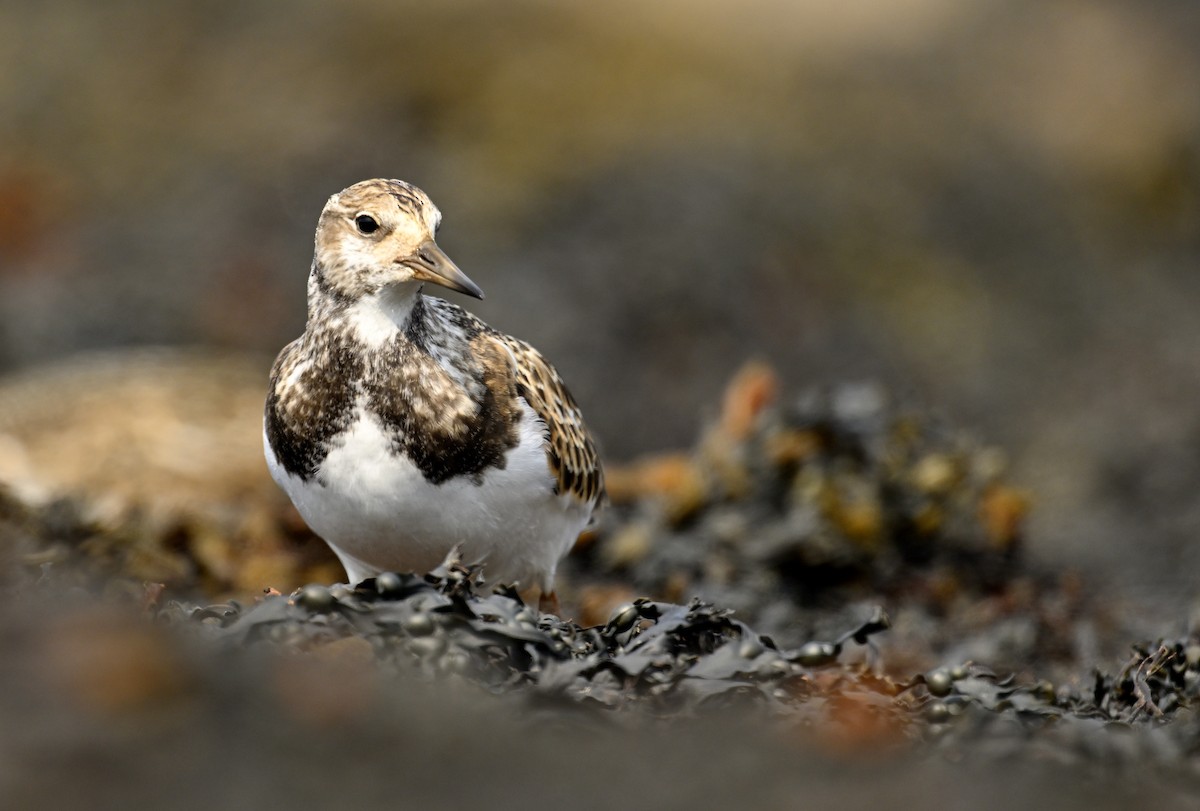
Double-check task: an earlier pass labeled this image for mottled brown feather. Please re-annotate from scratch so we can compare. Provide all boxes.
[483,332,604,508]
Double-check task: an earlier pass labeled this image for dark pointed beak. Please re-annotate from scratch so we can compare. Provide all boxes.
[405,240,484,300]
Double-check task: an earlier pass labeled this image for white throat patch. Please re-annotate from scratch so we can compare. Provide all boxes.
[344,286,420,348]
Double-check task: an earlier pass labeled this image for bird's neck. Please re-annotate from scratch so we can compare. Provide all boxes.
[309,281,427,350]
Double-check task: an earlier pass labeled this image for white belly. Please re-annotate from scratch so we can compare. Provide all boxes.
[265,402,588,591]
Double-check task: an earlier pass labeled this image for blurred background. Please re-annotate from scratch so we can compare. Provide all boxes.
[1,0,1199,600]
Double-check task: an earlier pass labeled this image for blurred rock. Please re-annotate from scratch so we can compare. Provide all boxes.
[0,348,339,595]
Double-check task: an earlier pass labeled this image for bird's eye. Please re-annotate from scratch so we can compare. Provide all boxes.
[355,214,380,234]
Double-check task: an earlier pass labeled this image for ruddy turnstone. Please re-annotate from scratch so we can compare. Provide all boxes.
[264,179,603,610]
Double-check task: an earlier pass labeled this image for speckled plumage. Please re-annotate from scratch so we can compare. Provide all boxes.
[264,179,603,600]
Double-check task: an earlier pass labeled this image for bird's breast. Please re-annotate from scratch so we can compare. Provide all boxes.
[264,402,572,583]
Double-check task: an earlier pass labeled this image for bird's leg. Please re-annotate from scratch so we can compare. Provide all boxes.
[538,590,561,617]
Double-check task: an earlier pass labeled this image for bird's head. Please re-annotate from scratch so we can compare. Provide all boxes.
[312,179,483,301]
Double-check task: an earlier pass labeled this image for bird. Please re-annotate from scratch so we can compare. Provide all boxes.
[264,179,603,612]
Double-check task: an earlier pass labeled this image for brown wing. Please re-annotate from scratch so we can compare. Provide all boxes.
[485,333,604,509]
